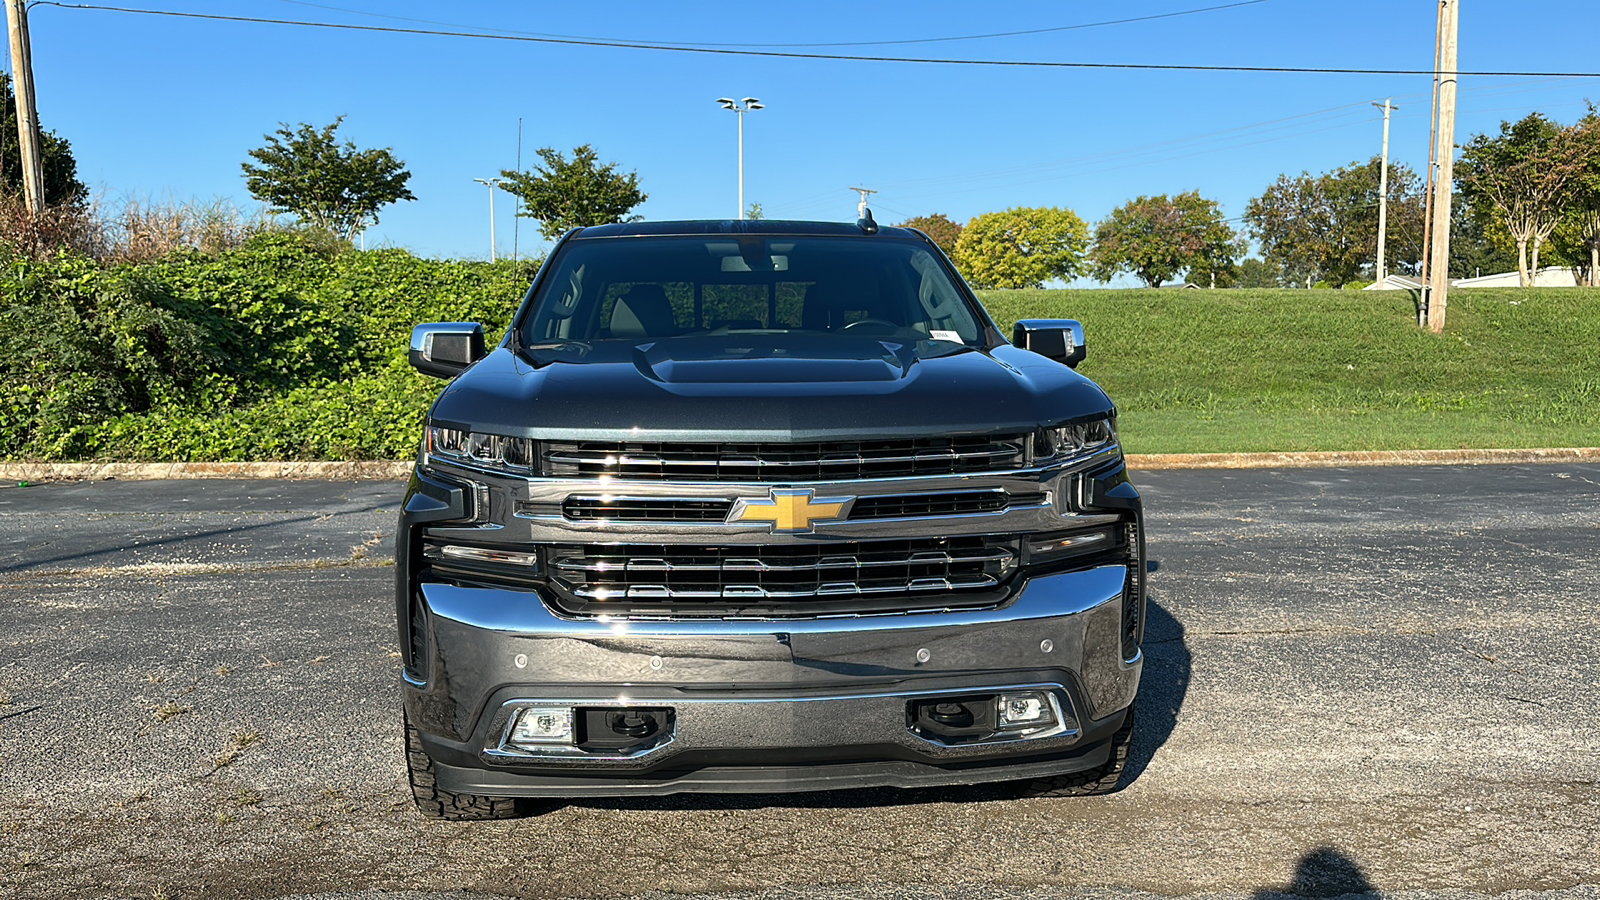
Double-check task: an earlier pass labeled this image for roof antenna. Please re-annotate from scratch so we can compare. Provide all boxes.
[858,207,879,234]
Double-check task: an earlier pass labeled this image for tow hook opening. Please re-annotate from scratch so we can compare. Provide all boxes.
[908,690,1069,745]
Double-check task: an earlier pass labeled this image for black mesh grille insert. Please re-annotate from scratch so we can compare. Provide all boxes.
[564,497,734,522]
[542,435,1027,482]
[849,491,1008,519]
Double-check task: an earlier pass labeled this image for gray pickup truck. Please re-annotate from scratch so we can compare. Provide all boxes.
[396,217,1145,819]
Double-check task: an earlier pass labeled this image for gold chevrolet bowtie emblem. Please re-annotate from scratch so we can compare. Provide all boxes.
[729,489,853,533]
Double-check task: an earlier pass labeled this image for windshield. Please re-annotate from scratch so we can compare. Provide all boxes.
[520,235,986,350]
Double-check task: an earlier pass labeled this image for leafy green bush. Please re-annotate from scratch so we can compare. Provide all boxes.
[0,233,535,461]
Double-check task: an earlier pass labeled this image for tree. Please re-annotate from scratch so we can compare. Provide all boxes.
[499,145,646,240]
[1561,107,1600,286]
[745,202,764,220]
[1244,157,1426,287]
[896,213,963,259]
[1087,191,1239,288]
[0,73,87,206]
[952,207,1088,289]
[1449,192,1519,279]
[1456,112,1590,287]
[241,117,415,240]
[1234,257,1279,288]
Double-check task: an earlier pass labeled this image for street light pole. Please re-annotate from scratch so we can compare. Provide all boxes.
[717,97,764,219]
[473,177,501,262]
[1372,99,1398,287]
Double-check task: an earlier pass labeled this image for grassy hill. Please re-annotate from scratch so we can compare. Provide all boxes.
[977,288,1600,454]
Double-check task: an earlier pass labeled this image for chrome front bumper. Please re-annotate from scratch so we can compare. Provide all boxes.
[403,564,1140,797]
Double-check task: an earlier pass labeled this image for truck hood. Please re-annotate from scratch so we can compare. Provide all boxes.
[429,336,1114,442]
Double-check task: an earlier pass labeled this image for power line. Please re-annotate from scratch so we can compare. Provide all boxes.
[31,3,1600,78]
[269,0,1279,49]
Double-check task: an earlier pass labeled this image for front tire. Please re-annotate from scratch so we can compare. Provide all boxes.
[404,711,527,820]
[1014,707,1135,798]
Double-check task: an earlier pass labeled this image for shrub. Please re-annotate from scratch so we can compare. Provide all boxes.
[0,233,536,461]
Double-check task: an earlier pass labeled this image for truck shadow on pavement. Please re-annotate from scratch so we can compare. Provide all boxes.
[1125,571,1191,783]
[569,564,1191,815]
[1252,846,1379,898]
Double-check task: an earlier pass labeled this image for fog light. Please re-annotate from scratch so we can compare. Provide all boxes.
[508,706,573,746]
[997,692,1057,730]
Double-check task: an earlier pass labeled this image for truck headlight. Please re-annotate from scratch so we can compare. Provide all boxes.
[427,426,538,474]
[1036,417,1118,461]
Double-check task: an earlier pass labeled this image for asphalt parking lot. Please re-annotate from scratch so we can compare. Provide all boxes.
[1,465,1598,900]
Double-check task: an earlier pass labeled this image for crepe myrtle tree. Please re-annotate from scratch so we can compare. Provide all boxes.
[1088,191,1240,288]
[499,145,647,240]
[241,117,415,241]
[953,206,1089,289]
[1457,112,1593,287]
[1555,107,1600,286]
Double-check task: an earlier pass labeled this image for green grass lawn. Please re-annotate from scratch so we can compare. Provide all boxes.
[976,287,1600,454]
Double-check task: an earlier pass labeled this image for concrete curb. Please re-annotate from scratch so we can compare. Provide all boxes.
[2,448,1599,483]
[0,461,414,483]
[1126,447,1600,470]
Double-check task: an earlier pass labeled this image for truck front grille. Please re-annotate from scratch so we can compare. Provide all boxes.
[558,490,1049,524]
[541,434,1027,482]
[545,536,1018,617]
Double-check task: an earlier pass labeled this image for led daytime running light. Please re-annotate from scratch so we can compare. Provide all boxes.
[428,426,538,472]
[1038,417,1118,461]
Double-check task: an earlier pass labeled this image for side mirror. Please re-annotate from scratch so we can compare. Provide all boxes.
[409,322,486,378]
[1012,319,1086,369]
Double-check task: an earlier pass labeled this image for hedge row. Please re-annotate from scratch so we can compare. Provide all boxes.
[0,233,535,460]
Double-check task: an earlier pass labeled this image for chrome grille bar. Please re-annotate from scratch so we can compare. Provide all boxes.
[552,546,1014,573]
[573,573,1000,601]
[542,435,1028,482]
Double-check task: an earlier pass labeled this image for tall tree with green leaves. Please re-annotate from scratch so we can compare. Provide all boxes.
[1244,157,1425,287]
[952,207,1088,289]
[1088,191,1239,288]
[1562,107,1600,286]
[499,145,646,239]
[1449,192,1519,279]
[896,213,963,259]
[1456,112,1590,287]
[0,73,87,207]
[241,117,415,241]
[1234,257,1280,288]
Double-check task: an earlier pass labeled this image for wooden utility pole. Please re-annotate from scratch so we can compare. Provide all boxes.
[1425,0,1460,334]
[1372,99,1398,288]
[1418,0,1445,326]
[4,0,46,213]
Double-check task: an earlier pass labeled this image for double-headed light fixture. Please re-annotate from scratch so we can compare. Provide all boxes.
[716,97,764,220]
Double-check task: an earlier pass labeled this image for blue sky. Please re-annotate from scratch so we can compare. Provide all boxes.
[16,0,1600,269]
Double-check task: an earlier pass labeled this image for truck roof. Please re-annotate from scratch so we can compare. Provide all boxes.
[571,220,922,240]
